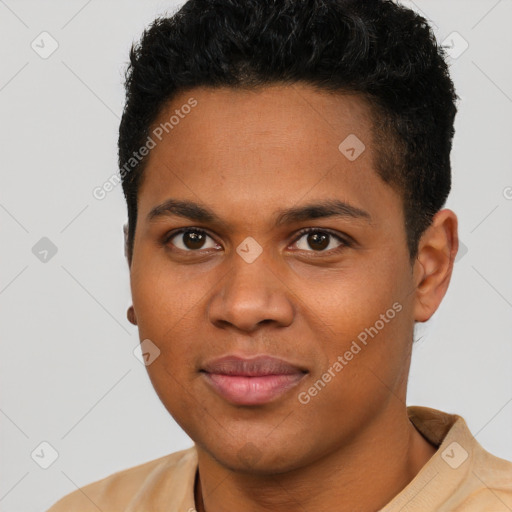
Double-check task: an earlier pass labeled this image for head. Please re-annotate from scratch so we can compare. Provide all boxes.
[119,0,459,473]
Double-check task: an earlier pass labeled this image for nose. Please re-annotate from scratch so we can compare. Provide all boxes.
[207,249,294,333]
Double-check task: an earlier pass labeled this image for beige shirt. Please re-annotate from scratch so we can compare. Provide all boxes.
[47,406,512,511]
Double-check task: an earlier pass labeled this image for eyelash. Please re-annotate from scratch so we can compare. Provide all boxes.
[162,227,352,255]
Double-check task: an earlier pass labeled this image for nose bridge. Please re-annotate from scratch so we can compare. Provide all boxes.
[208,244,294,331]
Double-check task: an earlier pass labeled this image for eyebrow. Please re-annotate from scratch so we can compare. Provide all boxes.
[147,198,372,227]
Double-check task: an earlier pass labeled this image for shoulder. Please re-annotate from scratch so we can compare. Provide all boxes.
[457,441,512,511]
[46,446,197,512]
[401,406,512,511]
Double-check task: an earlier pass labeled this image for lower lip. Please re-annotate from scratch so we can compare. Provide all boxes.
[202,372,306,405]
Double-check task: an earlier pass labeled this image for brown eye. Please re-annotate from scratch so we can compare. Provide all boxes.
[306,232,329,251]
[184,231,206,249]
[166,229,219,251]
[293,229,348,253]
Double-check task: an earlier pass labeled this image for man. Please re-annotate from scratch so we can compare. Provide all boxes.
[48,0,512,510]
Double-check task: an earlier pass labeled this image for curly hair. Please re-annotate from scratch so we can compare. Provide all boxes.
[118,0,458,263]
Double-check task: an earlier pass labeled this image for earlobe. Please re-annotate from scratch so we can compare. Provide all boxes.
[127,305,138,325]
[413,209,458,322]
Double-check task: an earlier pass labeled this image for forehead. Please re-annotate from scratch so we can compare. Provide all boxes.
[150,83,374,152]
[136,84,401,228]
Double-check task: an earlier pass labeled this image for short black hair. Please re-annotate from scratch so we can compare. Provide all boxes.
[119,0,458,264]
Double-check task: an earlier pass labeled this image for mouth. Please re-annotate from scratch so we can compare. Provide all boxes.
[200,355,308,406]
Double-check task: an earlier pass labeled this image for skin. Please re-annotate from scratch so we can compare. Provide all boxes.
[127,84,458,512]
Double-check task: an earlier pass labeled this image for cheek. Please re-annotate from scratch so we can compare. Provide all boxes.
[131,254,202,336]
[143,356,202,439]
[314,257,406,336]
[130,268,201,401]
[307,255,412,387]
[132,275,204,424]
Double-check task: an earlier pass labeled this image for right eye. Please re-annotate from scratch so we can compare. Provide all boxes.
[164,228,221,252]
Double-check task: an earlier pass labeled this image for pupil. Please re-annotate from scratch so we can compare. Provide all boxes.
[308,232,329,251]
[185,231,205,250]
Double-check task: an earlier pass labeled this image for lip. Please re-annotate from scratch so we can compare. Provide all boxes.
[201,355,308,405]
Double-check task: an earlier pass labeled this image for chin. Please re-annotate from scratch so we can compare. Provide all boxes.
[198,436,314,475]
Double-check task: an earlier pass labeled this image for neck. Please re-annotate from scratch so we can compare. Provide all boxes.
[194,405,437,512]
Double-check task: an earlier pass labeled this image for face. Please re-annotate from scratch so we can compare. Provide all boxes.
[129,84,419,473]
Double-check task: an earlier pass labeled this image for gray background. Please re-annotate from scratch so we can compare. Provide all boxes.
[1,1,511,510]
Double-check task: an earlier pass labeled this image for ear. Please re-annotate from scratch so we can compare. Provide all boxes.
[123,223,131,266]
[413,209,459,322]
[127,305,138,325]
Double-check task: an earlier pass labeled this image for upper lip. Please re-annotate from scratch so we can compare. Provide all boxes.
[201,355,307,377]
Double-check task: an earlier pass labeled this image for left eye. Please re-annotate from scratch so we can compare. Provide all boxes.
[292,229,348,252]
